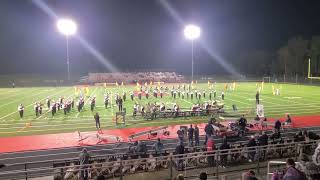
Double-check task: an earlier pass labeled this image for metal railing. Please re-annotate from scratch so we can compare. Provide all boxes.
[0,139,319,180]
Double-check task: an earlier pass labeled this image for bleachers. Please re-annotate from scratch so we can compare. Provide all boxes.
[87,72,186,84]
[1,127,320,179]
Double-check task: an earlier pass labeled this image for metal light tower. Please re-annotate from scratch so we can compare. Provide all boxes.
[56,18,77,81]
[184,24,201,81]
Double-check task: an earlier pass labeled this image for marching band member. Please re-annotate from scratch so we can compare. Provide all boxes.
[46,98,51,109]
[145,90,149,99]
[90,97,96,112]
[34,103,39,117]
[104,94,109,108]
[123,92,126,102]
[51,102,56,117]
[18,104,24,119]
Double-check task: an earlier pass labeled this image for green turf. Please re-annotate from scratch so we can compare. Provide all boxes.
[0,82,320,137]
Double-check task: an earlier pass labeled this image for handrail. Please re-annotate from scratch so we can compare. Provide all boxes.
[1,127,318,163]
[4,139,319,168]
[0,140,318,180]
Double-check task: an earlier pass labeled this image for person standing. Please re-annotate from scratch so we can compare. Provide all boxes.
[213,90,217,99]
[204,120,214,145]
[18,104,24,119]
[221,91,225,100]
[90,97,96,112]
[194,124,200,146]
[256,91,260,104]
[188,124,194,146]
[79,148,90,180]
[104,95,109,109]
[130,91,134,101]
[118,98,123,112]
[94,112,100,129]
[46,98,51,109]
[219,139,230,168]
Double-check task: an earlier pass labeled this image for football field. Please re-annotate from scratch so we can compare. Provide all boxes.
[0,82,320,137]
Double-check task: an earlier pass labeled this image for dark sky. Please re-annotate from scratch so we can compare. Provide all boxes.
[1,0,320,76]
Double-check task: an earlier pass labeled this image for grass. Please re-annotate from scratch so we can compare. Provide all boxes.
[0,82,320,137]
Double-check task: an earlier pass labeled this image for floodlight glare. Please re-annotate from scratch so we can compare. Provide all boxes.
[57,18,77,36]
[184,24,201,40]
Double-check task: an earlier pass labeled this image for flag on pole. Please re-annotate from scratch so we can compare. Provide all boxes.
[85,86,89,96]
[74,87,79,96]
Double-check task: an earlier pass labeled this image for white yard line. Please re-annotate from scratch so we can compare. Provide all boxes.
[0,88,70,120]
[0,89,39,101]
[0,89,53,108]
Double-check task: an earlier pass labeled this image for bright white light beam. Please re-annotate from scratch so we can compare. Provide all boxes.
[57,18,77,36]
[184,24,201,40]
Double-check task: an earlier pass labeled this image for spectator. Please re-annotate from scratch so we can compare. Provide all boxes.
[293,131,305,142]
[79,148,90,180]
[194,124,200,146]
[188,124,194,146]
[206,135,215,166]
[238,115,247,131]
[254,115,260,121]
[285,114,292,125]
[96,174,105,180]
[270,129,281,142]
[219,138,230,168]
[283,158,307,180]
[177,129,184,143]
[243,170,258,180]
[296,154,320,180]
[128,141,138,153]
[136,140,147,155]
[176,174,184,180]
[204,119,214,145]
[274,119,282,132]
[303,130,320,141]
[54,175,63,180]
[154,138,164,155]
[247,136,257,162]
[199,172,207,180]
[258,132,268,160]
[175,142,185,170]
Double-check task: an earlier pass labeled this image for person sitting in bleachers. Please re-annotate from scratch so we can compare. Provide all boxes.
[294,131,305,142]
[247,136,257,162]
[303,130,320,141]
[146,154,156,171]
[296,154,320,180]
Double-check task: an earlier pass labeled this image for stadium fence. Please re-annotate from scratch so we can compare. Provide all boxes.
[0,140,318,180]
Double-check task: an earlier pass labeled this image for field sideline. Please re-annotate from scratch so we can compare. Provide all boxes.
[0,82,320,137]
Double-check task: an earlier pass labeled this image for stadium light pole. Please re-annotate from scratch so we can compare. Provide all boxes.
[56,18,77,81]
[184,24,201,81]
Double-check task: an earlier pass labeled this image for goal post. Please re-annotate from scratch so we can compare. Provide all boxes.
[262,76,271,83]
[308,58,320,80]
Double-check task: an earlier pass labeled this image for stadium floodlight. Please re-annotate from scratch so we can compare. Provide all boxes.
[184,24,201,81]
[57,18,77,36]
[184,24,201,40]
[56,18,78,81]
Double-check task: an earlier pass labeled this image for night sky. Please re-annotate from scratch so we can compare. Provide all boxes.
[1,0,320,76]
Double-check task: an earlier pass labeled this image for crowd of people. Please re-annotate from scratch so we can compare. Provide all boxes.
[49,114,320,180]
